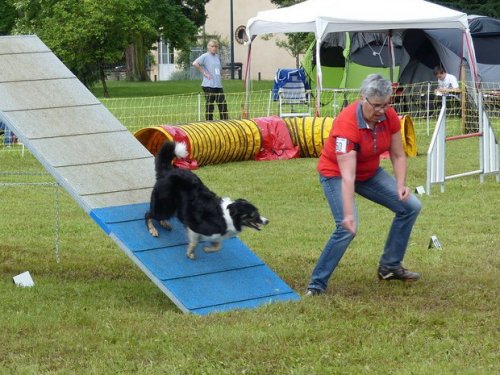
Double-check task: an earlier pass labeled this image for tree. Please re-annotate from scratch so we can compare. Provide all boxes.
[139,0,208,80]
[276,32,314,68]
[0,0,16,35]
[175,0,209,29]
[12,0,209,94]
[269,0,300,6]
[176,32,229,72]
[432,1,499,18]
[13,0,156,96]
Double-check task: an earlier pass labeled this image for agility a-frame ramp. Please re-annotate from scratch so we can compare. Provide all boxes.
[0,35,299,314]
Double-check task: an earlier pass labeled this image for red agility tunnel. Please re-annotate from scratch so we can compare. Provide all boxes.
[253,116,299,161]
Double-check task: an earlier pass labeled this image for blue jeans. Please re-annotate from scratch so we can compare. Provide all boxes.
[308,167,421,291]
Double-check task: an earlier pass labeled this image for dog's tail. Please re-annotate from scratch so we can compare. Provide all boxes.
[155,141,189,179]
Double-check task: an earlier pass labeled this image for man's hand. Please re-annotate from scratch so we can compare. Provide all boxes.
[398,185,411,201]
[342,214,356,234]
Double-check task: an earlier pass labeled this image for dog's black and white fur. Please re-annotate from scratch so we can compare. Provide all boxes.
[145,141,268,260]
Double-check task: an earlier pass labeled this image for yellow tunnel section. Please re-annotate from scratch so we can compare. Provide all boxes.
[134,116,416,167]
[134,119,262,167]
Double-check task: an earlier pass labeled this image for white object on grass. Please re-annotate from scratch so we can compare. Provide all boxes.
[13,271,35,287]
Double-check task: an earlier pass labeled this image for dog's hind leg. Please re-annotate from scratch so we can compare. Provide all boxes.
[203,242,222,253]
[159,219,172,231]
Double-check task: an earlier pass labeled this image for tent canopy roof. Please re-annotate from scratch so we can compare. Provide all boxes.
[246,0,470,40]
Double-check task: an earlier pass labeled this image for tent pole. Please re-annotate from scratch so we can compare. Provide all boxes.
[315,38,322,116]
[388,29,394,83]
[243,39,254,119]
[460,62,466,132]
[463,30,479,89]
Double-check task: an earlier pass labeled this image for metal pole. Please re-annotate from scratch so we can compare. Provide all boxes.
[426,82,431,135]
[198,93,201,121]
[230,0,235,79]
[388,30,394,83]
[158,38,161,81]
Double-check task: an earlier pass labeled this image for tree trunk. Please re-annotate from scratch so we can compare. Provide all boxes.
[125,36,150,81]
[100,68,110,98]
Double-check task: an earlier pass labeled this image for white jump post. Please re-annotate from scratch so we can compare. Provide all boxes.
[426,95,447,194]
[480,94,500,184]
[426,93,500,194]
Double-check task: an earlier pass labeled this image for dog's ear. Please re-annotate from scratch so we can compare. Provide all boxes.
[227,200,239,216]
[227,201,244,231]
[230,199,258,215]
[233,198,247,205]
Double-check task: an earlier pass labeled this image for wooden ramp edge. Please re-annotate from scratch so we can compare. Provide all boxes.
[0,35,300,314]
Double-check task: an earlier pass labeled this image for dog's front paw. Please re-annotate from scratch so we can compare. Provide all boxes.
[146,218,159,237]
[203,242,221,253]
[148,227,159,237]
[186,251,196,260]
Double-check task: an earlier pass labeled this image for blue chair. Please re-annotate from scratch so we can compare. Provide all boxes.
[272,68,311,117]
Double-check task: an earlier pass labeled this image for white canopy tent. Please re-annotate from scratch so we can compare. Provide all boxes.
[245,0,479,113]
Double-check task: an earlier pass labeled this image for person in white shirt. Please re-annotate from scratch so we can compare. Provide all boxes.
[433,65,461,115]
[433,66,459,94]
[192,40,229,121]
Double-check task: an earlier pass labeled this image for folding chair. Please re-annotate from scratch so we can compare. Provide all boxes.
[272,68,311,118]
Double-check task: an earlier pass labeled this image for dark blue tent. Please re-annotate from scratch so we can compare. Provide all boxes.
[400,16,500,87]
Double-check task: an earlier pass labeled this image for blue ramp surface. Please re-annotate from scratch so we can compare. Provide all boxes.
[91,203,299,314]
[0,35,300,314]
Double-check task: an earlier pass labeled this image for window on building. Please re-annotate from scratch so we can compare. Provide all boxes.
[160,39,175,65]
[235,26,248,44]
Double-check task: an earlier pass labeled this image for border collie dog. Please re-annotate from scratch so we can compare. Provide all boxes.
[145,141,269,260]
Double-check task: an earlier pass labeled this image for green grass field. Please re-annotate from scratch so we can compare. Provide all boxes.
[1,81,499,374]
[90,79,274,98]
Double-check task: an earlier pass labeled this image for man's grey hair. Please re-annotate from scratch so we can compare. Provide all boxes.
[360,74,393,99]
[207,39,219,48]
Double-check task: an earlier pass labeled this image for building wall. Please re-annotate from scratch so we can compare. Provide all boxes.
[204,0,297,80]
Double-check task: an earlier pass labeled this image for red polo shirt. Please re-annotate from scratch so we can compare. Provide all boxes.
[318,100,400,181]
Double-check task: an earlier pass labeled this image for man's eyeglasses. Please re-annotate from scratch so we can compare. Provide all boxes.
[364,97,391,112]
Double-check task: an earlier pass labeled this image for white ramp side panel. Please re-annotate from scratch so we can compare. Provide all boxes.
[0,35,154,211]
[0,35,300,314]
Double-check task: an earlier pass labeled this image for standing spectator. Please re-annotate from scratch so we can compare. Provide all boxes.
[306,74,422,296]
[192,39,229,121]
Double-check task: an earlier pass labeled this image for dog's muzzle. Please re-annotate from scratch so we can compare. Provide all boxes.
[247,216,269,231]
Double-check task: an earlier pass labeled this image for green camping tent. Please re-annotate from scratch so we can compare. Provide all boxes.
[302,31,402,90]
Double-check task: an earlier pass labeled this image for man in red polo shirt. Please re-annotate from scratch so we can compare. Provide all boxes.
[306,74,422,296]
